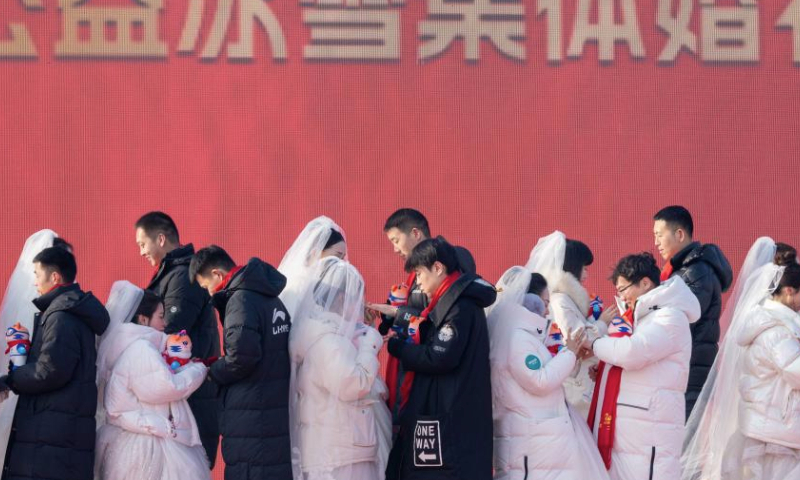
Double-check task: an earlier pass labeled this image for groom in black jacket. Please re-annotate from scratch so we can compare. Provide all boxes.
[653,206,733,419]
[135,211,220,466]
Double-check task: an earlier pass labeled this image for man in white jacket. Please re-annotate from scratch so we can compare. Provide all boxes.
[587,253,700,480]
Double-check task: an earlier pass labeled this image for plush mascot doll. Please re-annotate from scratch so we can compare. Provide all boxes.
[5,323,30,371]
[163,330,192,373]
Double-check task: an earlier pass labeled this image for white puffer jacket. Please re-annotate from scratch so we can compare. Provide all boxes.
[737,299,800,449]
[489,301,582,480]
[550,273,607,415]
[591,276,700,480]
[102,323,207,447]
[289,311,385,473]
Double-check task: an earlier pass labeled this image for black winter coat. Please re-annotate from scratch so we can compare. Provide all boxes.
[210,258,292,480]
[147,243,221,465]
[667,242,733,418]
[387,273,496,480]
[2,284,109,480]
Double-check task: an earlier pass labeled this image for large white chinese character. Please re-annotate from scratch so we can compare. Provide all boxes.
[567,0,645,62]
[418,0,525,62]
[303,0,402,60]
[179,0,287,61]
[777,0,800,65]
[1,0,43,58]
[55,0,167,58]
[657,0,697,62]
[700,0,759,63]
[537,0,562,62]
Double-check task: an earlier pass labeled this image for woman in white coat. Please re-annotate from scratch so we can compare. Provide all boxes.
[289,257,391,480]
[526,231,611,415]
[488,266,609,480]
[719,257,800,479]
[95,281,210,480]
[588,253,700,480]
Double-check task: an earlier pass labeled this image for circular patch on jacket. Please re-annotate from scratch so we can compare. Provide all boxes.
[438,325,455,342]
[525,355,542,370]
[169,306,178,314]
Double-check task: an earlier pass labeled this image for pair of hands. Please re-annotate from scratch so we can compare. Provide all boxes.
[563,328,595,361]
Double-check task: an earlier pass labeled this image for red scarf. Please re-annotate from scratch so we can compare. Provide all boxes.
[420,271,461,318]
[214,265,243,293]
[386,270,419,413]
[5,339,30,355]
[587,306,635,470]
[660,261,674,283]
[46,283,72,294]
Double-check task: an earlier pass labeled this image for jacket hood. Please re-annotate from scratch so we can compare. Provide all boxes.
[226,257,287,298]
[674,242,734,293]
[552,272,590,315]
[635,276,701,324]
[34,284,110,336]
[429,273,497,326]
[737,300,800,347]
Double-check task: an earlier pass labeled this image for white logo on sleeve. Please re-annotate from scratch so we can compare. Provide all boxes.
[438,325,455,342]
[272,309,289,335]
[169,306,178,314]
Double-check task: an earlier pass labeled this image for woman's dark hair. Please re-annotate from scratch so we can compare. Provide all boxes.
[775,243,797,267]
[610,252,661,287]
[323,229,345,250]
[563,239,594,280]
[775,263,800,295]
[131,290,163,324]
[528,272,548,296]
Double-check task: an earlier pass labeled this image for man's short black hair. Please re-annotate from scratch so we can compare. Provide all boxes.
[404,236,459,274]
[654,205,694,238]
[528,272,548,296]
[610,252,661,287]
[135,211,180,245]
[52,237,73,253]
[33,246,77,284]
[384,208,431,238]
[190,245,236,281]
[563,239,594,280]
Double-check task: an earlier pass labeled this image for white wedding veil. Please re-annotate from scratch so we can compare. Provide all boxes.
[278,216,347,320]
[525,231,567,289]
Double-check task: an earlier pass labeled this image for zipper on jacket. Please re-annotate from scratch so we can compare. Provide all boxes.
[617,402,649,411]
[523,456,529,480]
[649,446,656,480]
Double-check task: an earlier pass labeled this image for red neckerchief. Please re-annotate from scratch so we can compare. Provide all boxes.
[214,265,243,293]
[404,271,417,296]
[587,306,635,470]
[5,339,30,355]
[660,261,674,283]
[420,271,461,318]
[46,283,72,294]
[162,353,191,370]
[386,270,419,418]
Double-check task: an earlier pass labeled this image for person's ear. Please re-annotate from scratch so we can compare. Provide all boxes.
[676,229,686,243]
[50,270,62,285]
[411,228,421,240]
[433,261,445,277]
[157,233,166,248]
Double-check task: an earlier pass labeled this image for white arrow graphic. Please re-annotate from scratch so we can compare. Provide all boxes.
[273,309,286,324]
[418,452,437,462]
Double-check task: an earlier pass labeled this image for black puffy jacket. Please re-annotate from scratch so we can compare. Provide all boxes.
[387,274,496,480]
[667,242,733,418]
[210,258,292,480]
[2,284,109,480]
[147,243,221,466]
